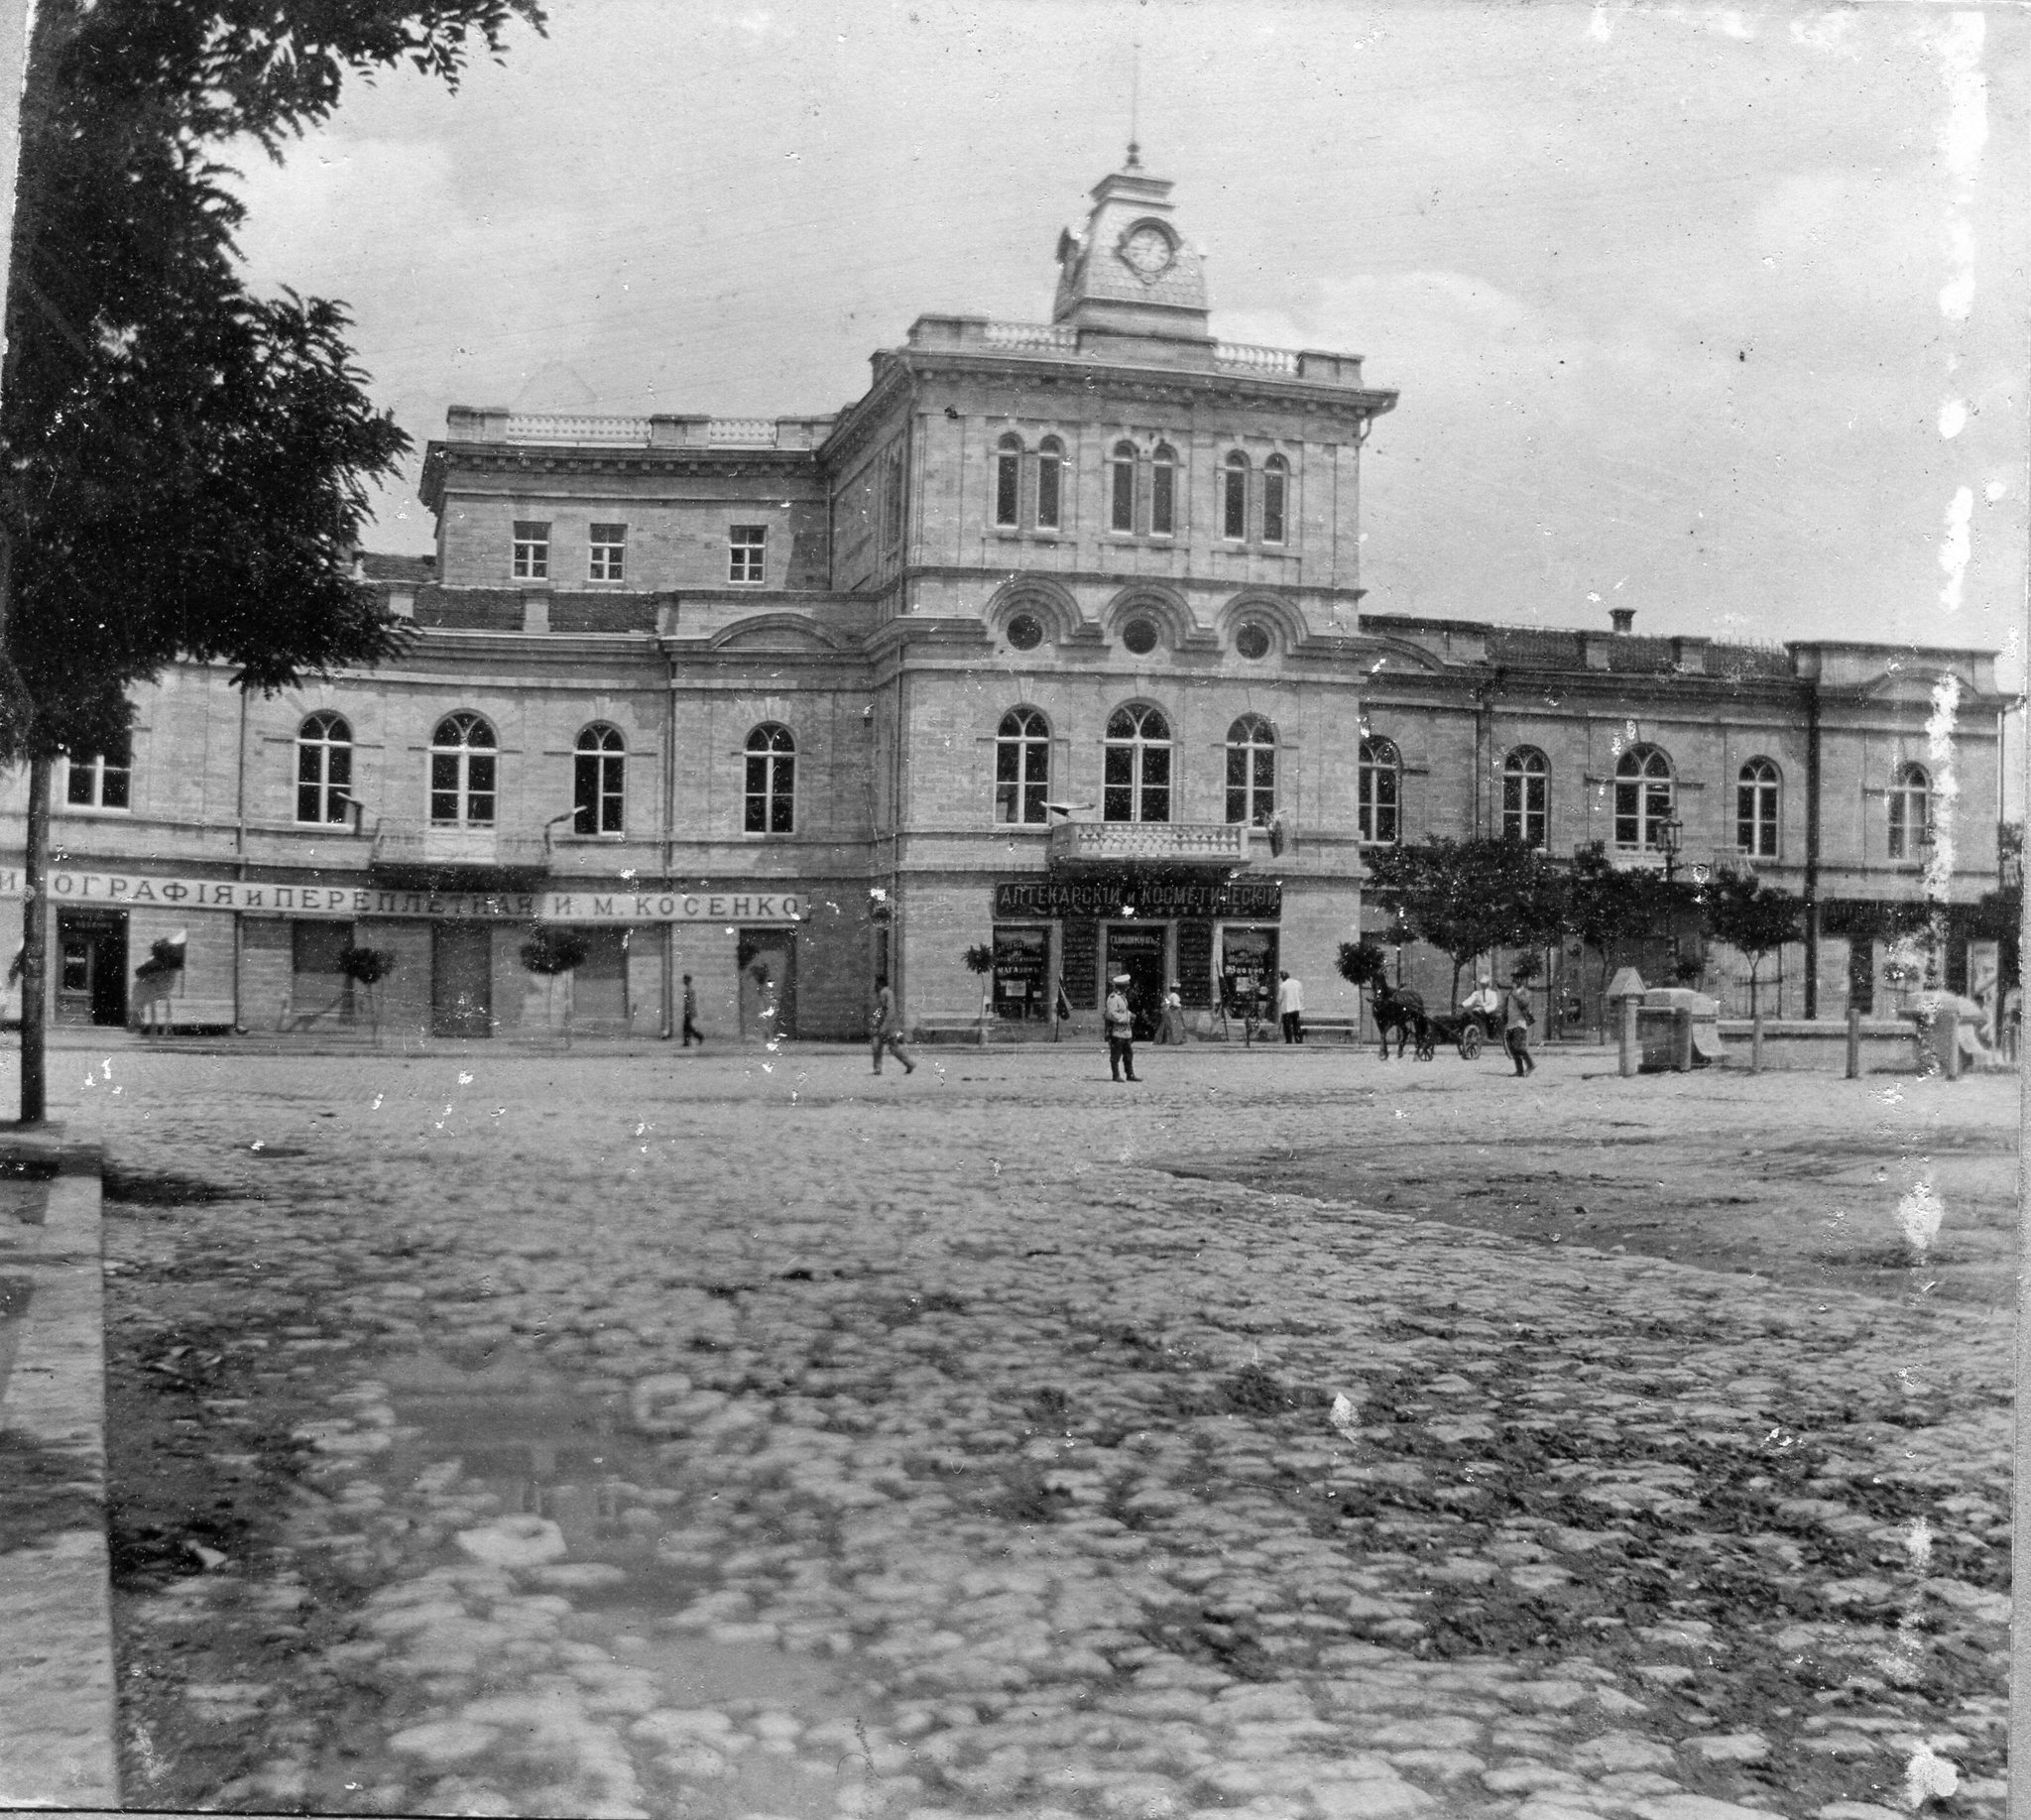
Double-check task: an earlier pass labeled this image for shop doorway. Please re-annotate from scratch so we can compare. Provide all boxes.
[56,910,127,1027]
[738,930,795,1041]
[1105,923,1168,1039]
[573,929,629,1026]
[431,923,493,1036]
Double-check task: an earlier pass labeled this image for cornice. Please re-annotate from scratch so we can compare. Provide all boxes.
[876,347,1396,420]
[420,440,822,510]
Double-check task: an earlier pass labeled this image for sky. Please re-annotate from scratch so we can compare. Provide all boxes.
[226,0,2028,695]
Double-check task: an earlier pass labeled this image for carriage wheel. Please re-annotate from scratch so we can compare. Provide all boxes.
[1460,1025,1484,1061]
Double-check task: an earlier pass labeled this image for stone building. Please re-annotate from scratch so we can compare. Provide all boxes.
[0,155,2004,1039]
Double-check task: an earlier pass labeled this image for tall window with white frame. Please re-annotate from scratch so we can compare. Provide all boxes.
[429,713,496,826]
[1110,441,1136,534]
[1150,443,1177,537]
[1887,762,1931,860]
[1501,747,1548,848]
[1222,450,1250,541]
[297,711,353,823]
[512,520,549,580]
[995,708,1050,824]
[729,525,767,584]
[1261,455,1288,545]
[587,522,626,582]
[744,724,795,833]
[1104,704,1171,823]
[1613,745,1674,851]
[994,433,1022,529]
[66,742,131,811]
[1035,437,1063,531]
[1225,715,1275,825]
[1358,736,1399,845]
[1736,758,1780,858]
[574,724,626,835]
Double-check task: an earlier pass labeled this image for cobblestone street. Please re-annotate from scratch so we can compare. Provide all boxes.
[70,1042,2012,1820]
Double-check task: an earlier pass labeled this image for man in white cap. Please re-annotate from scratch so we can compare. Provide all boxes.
[1105,973,1139,1081]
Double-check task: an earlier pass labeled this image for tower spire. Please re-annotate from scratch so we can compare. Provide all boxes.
[1127,38,1140,169]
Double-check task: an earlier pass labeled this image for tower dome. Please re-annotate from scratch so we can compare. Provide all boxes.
[1051,150,1212,348]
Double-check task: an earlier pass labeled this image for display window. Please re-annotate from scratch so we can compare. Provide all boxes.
[1220,925,1278,1022]
[992,924,1050,1021]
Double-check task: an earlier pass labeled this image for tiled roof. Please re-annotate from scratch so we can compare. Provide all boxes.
[359,551,436,583]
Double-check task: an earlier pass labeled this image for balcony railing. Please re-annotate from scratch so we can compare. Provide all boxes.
[369,823,553,873]
[983,320,1079,351]
[492,413,831,450]
[1047,821,1252,870]
[1213,340,1301,375]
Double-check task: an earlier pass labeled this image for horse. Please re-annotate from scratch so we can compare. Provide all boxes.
[1370,979,1428,1059]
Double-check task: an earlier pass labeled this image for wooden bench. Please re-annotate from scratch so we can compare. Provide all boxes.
[133,997,238,1033]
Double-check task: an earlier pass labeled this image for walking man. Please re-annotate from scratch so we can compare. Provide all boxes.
[679,974,703,1046]
[870,979,916,1075]
[1105,972,1139,1081]
[1276,969,1305,1043]
[1503,973,1536,1076]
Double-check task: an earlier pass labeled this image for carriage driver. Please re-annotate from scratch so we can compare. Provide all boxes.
[1460,974,1503,1024]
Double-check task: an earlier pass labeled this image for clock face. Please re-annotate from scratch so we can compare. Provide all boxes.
[1119,223,1175,280]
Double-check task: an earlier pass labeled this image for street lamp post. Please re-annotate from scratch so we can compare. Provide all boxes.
[1660,814,1684,884]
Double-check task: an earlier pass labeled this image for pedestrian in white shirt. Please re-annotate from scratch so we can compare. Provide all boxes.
[1275,970,1304,1044]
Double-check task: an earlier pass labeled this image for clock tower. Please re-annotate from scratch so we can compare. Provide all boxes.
[1050,147,1213,352]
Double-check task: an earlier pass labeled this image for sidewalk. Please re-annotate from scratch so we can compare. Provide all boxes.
[0,1124,115,1809]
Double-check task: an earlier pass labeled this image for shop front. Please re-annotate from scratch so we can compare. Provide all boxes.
[992,876,1284,1036]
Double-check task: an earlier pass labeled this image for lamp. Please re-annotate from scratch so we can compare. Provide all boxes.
[1659,813,1684,882]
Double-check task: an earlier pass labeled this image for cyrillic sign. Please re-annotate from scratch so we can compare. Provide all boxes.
[0,869,800,924]
[994,878,1282,921]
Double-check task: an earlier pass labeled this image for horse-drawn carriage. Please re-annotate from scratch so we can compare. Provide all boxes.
[1367,977,1500,1060]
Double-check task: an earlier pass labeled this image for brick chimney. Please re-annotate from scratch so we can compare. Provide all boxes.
[1610,608,1635,635]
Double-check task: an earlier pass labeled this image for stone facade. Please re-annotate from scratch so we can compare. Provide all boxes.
[0,157,2004,1040]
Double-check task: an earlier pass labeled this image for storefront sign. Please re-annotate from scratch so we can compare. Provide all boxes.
[0,868,800,923]
[993,878,1281,921]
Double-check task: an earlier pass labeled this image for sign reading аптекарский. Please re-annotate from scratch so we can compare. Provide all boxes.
[0,869,801,923]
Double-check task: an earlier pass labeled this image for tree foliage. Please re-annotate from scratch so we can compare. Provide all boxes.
[1564,841,1698,972]
[1336,939,1388,990]
[1699,866,1802,1014]
[0,0,546,759]
[520,927,589,977]
[1363,836,1569,999]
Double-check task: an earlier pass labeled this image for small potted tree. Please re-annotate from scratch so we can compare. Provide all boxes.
[963,941,996,1044]
[520,926,590,1045]
[337,944,395,1043]
[133,934,186,1035]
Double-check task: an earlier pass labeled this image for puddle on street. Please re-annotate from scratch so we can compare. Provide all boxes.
[349,1349,883,1817]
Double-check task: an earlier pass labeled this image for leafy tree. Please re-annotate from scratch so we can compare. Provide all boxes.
[337,943,395,1040]
[1,0,545,1118]
[1363,836,1569,1003]
[1336,939,1388,990]
[1564,841,1698,979]
[1701,866,1803,1017]
[520,925,588,1044]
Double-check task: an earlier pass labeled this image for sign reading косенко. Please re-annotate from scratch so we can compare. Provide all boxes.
[0,869,801,923]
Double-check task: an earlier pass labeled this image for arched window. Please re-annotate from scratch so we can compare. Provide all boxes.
[1223,450,1250,541]
[745,724,795,834]
[1736,758,1780,858]
[1613,744,1674,851]
[1104,704,1171,823]
[1501,747,1548,849]
[995,708,1051,824]
[297,711,353,824]
[1226,715,1276,826]
[429,712,496,827]
[1035,436,1064,531]
[994,432,1022,529]
[1150,442,1177,538]
[574,723,626,835]
[1358,736,1399,845]
[1888,762,1931,860]
[1110,440,1137,534]
[1261,454,1288,545]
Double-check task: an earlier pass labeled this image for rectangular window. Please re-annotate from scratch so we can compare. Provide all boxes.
[729,525,767,584]
[886,452,905,546]
[66,748,131,811]
[512,520,550,580]
[995,452,1020,528]
[1150,462,1175,537]
[991,925,1049,1023]
[587,523,626,582]
[1035,455,1060,530]
[1262,469,1286,544]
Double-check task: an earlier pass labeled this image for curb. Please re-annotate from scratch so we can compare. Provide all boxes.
[0,1128,117,1809]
